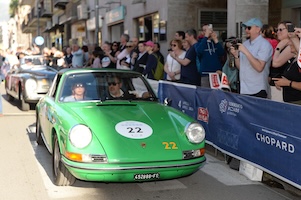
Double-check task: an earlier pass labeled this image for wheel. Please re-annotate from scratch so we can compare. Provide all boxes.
[6,93,14,102]
[53,135,76,186]
[35,117,43,145]
[20,91,30,111]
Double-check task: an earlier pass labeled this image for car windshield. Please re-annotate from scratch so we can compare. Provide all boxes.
[20,56,45,69]
[59,71,157,102]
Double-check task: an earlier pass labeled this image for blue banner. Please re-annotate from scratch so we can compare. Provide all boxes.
[158,81,301,189]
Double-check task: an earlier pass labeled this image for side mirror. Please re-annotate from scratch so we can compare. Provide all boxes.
[164,98,172,106]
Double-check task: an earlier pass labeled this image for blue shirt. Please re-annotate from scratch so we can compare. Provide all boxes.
[180,44,201,86]
[239,35,273,95]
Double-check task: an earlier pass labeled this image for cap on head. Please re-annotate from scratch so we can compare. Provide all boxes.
[144,41,155,48]
[242,18,263,28]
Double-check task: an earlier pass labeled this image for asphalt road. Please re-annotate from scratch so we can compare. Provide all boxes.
[0,81,300,200]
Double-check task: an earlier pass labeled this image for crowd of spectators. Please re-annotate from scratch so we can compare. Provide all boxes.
[2,18,301,104]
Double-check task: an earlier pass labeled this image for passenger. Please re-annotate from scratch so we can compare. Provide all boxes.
[64,82,87,101]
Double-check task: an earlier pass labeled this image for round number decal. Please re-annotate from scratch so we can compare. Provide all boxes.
[115,121,153,139]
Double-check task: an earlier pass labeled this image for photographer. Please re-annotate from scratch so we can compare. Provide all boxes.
[230,18,273,98]
[272,27,301,103]
[195,24,225,87]
[217,37,240,93]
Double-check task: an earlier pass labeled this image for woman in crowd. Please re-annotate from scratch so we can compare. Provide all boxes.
[91,50,102,68]
[102,41,117,68]
[261,24,278,55]
[182,39,191,51]
[271,21,296,101]
[118,41,134,70]
[273,27,301,103]
[164,39,185,82]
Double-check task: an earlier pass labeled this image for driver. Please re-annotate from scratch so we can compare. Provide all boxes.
[107,76,134,99]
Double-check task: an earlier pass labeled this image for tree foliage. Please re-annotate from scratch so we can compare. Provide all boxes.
[9,0,19,18]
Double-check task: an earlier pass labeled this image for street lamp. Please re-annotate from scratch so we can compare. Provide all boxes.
[37,5,40,36]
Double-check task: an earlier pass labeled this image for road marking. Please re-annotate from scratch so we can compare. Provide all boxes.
[138,180,187,191]
[202,154,261,186]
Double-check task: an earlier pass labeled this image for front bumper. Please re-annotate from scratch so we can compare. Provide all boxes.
[62,156,206,182]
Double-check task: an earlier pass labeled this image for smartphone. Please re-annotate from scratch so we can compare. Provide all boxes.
[208,24,213,29]
[287,24,295,33]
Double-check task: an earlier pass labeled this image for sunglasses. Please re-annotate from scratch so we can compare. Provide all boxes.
[112,44,118,47]
[171,44,177,47]
[246,26,252,30]
[74,83,84,88]
[108,82,119,86]
[277,28,286,32]
[126,46,133,48]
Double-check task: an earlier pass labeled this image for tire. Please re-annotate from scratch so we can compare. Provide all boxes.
[6,93,14,102]
[20,91,30,111]
[53,135,76,186]
[36,117,43,145]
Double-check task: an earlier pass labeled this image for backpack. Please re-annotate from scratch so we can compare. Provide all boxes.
[152,54,164,80]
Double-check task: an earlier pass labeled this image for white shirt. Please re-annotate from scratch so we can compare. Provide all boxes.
[166,51,186,80]
[72,49,84,68]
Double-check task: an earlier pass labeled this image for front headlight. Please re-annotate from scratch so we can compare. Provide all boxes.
[69,125,92,148]
[185,122,205,143]
[25,79,37,92]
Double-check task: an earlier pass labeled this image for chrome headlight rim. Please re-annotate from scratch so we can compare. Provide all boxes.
[25,78,37,92]
[185,122,205,144]
[69,124,92,149]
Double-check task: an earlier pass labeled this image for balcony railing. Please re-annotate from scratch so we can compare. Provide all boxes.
[53,0,69,9]
[27,7,38,26]
[39,0,52,18]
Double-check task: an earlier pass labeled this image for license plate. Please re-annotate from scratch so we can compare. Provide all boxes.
[134,173,160,180]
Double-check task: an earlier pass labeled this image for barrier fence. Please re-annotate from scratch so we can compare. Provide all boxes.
[158,80,301,190]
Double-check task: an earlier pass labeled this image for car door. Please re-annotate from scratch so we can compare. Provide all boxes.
[40,74,60,151]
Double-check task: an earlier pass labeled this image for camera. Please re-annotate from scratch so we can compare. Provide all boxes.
[287,24,295,33]
[226,38,242,50]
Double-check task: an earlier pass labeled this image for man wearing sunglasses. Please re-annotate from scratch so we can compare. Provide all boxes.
[107,76,135,99]
[230,18,273,98]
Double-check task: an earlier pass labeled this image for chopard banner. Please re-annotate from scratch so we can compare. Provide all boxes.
[158,81,301,190]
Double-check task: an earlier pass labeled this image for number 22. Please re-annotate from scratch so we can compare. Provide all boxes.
[162,142,178,149]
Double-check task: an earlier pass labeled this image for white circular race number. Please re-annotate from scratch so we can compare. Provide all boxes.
[115,121,153,139]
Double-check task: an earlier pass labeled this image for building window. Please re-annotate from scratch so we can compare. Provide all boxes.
[137,12,166,42]
[198,10,227,30]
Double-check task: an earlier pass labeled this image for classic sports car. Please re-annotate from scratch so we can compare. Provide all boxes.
[36,68,206,186]
[5,55,57,111]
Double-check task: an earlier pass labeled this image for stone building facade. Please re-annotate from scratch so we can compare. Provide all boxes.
[5,0,301,54]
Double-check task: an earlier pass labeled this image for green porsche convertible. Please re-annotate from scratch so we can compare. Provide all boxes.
[36,68,206,186]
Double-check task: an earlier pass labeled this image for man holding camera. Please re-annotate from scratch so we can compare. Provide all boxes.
[230,18,273,98]
[195,24,225,87]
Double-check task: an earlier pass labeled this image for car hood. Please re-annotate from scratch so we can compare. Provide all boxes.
[65,101,193,163]
[22,67,57,77]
